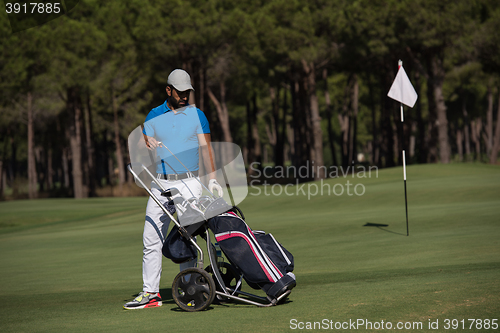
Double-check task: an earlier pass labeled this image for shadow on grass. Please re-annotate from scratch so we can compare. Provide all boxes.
[170,306,215,312]
[162,286,294,312]
[123,288,175,304]
[159,287,175,305]
[363,222,407,236]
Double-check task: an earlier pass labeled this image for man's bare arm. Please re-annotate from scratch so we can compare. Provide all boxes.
[142,134,161,150]
[198,133,216,179]
[139,124,161,150]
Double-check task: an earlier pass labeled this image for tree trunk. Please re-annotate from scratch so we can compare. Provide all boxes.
[245,94,262,174]
[27,92,37,199]
[70,125,84,198]
[0,149,3,198]
[414,71,426,164]
[265,117,276,150]
[84,90,96,196]
[198,65,205,111]
[1,168,4,197]
[271,86,285,167]
[291,75,308,171]
[0,133,6,198]
[68,88,86,198]
[290,78,299,168]
[409,122,417,159]
[246,99,254,168]
[303,76,315,167]
[62,147,70,190]
[267,87,278,162]
[462,102,471,160]
[251,94,262,168]
[457,129,464,162]
[392,117,400,165]
[490,89,500,164]
[471,118,482,161]
[339,76,351,168]
[0,159,3,199]
[281,87,289,165]
[102,130,112,186]
[108,139,115,186]
[207,82,233,143]
[302,60,325,180]
[323,68,338,167]
[430,56,450,163]
[287,123,294,160]
[34,146,44,192]
[9,131,17,184]
[380,71,395,167]
[425,62,439,163]
[484,82,494,155]
[393,101,405,166]
[368,74,379,166]
[47,148,53,190]
[0,128,9,198]
[350,74,359,164]
[436,84,450,163]
[111,86,126,190]
[456,126,463,162]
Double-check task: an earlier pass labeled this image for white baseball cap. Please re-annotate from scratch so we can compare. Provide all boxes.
[167,69,194,91]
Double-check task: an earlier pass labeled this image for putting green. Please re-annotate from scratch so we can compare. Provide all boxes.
[0,163,498,332]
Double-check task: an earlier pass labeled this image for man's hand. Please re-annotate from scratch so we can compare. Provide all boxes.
[145,136,162,150]
[208,179,223,197]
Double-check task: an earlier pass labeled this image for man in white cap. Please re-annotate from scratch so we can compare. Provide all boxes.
[124,69,223,309]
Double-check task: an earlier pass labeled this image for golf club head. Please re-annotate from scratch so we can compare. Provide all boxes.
[161,187,180,198]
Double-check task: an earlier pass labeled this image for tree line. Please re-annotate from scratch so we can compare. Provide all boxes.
[1,0,499,199]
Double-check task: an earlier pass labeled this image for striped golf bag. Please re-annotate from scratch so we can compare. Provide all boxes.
[207,210,296,301]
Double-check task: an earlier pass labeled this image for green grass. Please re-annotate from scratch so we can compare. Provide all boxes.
[0,163,499,332]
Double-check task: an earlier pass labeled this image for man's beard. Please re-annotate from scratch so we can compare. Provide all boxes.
[170,97,186,110]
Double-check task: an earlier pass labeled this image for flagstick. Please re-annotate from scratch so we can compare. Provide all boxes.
[399,60,409,236]
[388,60,416,236]
[401,103,409,236]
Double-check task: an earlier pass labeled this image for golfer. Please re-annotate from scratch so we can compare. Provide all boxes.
[124,69,223,309]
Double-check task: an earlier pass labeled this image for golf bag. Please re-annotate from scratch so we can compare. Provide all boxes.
[208,209,296,301]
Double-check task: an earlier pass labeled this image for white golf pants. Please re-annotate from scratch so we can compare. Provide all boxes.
[142,177,202,293]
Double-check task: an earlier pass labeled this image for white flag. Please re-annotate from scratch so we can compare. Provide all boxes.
[387,65,418,108]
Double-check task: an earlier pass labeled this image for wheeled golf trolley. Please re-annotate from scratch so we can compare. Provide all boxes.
[128,126,295,312]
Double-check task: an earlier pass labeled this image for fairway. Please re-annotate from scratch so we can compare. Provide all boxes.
[0,164,499,332]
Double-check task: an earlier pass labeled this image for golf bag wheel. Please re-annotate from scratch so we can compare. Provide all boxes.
[172,267,216,312]
[205,262,241,301]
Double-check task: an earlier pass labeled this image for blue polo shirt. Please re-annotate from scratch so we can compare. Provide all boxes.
[143,100,210,174]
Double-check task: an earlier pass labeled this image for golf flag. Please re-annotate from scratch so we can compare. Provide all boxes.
[387,60,414,236]
[387,65,418,108]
